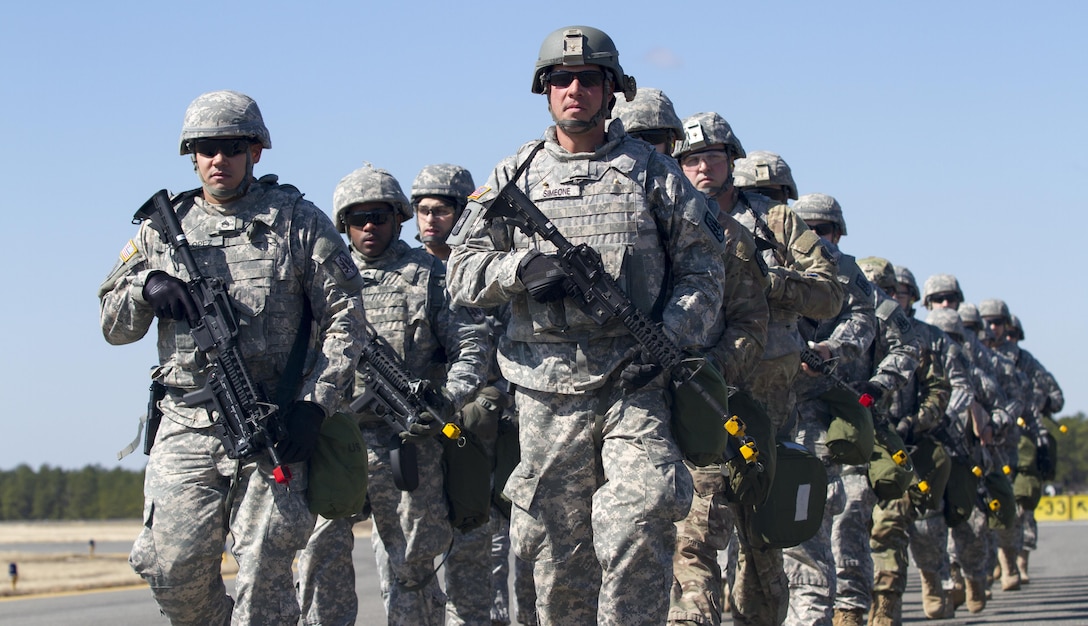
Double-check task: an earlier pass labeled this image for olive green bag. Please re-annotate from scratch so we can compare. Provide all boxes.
[669,357,730,467]
[984,471,1017,529]
[820,387,875,466]
[307,412,369,519]
[908,434,951,511]
[1017,433,1037,473]
[943,459,981,528]
[722,388,776,507]
[868,420,914,501]
[1013,471,1043,510]
[442,429,493,532]
[747,441,827,549]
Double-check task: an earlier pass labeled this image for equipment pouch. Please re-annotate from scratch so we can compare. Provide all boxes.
[746,441,827,549]
[868,420,914,501]
[1013,471,1043,510]
[943,459,980,528]
[669,357,729,467]
[820,386,875,466]
[908,433,951,511]
[443,428,492,532]
[306,412,369,519]
[984,470,1017,529]
[722,388,776,507]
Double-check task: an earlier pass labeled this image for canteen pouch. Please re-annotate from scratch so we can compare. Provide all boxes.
[670,357,730,467]
[820,386,875,466]
[747,441,827,549]
[307,412,369,519]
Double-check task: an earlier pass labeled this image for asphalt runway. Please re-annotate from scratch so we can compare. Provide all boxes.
[1,521,1086,624]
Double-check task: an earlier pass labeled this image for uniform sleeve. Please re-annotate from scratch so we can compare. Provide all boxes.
[821,262,877,365]
[942,336,974,416]
[432,264,489,408]
[766,206,844,320]
[912,348,952,433]
[709,217,768,387]
[869,295,922,393]
[297,204,367,415]
[98,223,161,346]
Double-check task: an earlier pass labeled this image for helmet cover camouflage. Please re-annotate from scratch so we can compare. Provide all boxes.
[332,164,411,233]
[733,151,799,201]
[611,87,683,139]
[179,90,271,155]
[410,164,476,209]
[673,112,745,159]
[958,303,982,327]
[792,193,846,235]
[857,256,897,292]
[894,265,919,301]
[978,298,1011,322]
[926,308,967,340]
[1007,314,1025,340]
[922,273,964,305]
[532,26,636,102]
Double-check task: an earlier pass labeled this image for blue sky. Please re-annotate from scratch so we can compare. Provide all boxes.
[1,1,1084,471]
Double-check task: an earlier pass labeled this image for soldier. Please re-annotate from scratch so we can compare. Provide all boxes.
[675,118,843,625]
[99,90,366,625]
[616,88,772,626]
[447,25,727,625]
[733,151,799,205]
[411,163,476,262]
[296,165,488,626]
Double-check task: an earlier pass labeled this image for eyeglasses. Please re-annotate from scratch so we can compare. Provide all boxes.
[344,209,394,227]
[192,139,250,158]
[630,129,673,146]
[680,150,730,170]
[809,223,837,238]
[415,204,456,218]
[547,70,605,89]
[984,317,1007,327]
[928,293,960,305]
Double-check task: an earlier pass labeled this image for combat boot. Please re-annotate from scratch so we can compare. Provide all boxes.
[965,576,987,613]
[1017,550,1030,584]
[919,570,955,619]
[868,591,901,626]
[833,608,865,626]
[949,564,966,608]
[997,547,1021,591]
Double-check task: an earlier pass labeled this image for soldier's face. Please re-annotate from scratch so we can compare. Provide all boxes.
[894,284,915,312]
[415,197,457,244]
[547,64,608,124]
[346,201,398,258]
[193,139,261,204]
[680,145,733,194]
[927,292,961,310]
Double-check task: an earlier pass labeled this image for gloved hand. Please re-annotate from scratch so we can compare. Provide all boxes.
[517,251,571,303]
[276,401,325,464]
[400,411,441,441]
[895,416,914,441]
[619,346,664,390]
[855,381,885,406]
[142,271,199,321]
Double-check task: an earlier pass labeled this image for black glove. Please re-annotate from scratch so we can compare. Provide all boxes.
[276,401,325,464]
[619,346,664,390]
[401,411,442,442]
[895,417,914,441]
[142,271,199,321]
[855,381,885,406]
[517,251,571,303]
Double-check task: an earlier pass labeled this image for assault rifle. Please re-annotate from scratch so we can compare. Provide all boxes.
[798,347,875,408]
[932,414,1005,517]
[134,190,292,485]
[348,324,463,491]
[449,183,757,464]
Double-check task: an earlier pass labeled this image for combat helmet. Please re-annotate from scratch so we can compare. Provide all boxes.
[894,265,919,302]
[1008,314,1025,340]
[792,193,846,236]
[673,112,745,160]
[179,90,271,155]
[531,26,636,102]
[612,87,684,139]
[958,303,982,329]
[922,274,964,307]
[926,308,967,342]
[857,256,897,292]
[978,298,1011,323]
[332,164,411,233]
[733,151,799,201]
[410,164,476,210]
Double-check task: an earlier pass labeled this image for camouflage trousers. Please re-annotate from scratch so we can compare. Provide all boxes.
[782,406,844,626]
[297,514,362,626]
[668,462,734,625]
[506,384,692,626]
[747,352,801,437]
[871,491,951,595]
[491,507,540,626]
[911,508,952,578]
[364,426,452,626]
[1021,507,1038,550]
[445,515,494,625]
[831,467,875,612]
[949,506,990,580]
[730,505,788,626]
[130,417,314,626]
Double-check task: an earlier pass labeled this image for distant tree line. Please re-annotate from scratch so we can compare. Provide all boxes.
[0,413,1085,520]
[0,464,143,520]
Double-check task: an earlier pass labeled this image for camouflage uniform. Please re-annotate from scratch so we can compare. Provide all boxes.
[447,118,726,624]
[100,92,365,624]
[297,168,488,626]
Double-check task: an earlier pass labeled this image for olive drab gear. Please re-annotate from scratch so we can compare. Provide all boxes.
[673,112,746,159]
[978,298,1010,322]
[733,151,799,201]
[746,440,827,549]
[792,192,846,235]
[307,412,369,519]
[332,164,412,232]
[922,273,964,306]
[410,163,476,210]
[857,256,897,292]
[531,25,636,102]
[611,87,684,139]
[894,265,919,301]
[179,90,271,154]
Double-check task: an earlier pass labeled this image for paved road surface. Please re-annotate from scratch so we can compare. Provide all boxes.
[1,521,1085,624]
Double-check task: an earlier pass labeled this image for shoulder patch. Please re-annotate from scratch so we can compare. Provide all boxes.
[892,309,912,335]
[119,239,139,263]
[703,210,725,243]
[468,185,491,201]
[334,250,359,280]
[853,271,873,297]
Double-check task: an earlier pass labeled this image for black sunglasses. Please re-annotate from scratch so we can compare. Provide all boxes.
[192,139,250,158]
[810,223,837,237]
[929,293,960,305]
[547,70,605,89]
[631,129,672,146]
[344,210,393,227]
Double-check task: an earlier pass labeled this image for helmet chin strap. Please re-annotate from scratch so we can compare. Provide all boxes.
[192,150,254,202]
[553,90,612,136]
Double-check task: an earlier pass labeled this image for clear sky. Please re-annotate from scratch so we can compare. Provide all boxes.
[1,1,1084,471]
